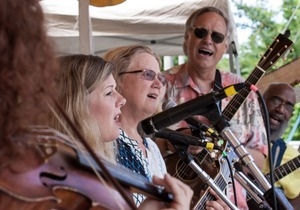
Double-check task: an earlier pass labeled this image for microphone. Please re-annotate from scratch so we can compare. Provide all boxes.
[154,128,221,150]
[162,100,219,138]
[138,83,245,136]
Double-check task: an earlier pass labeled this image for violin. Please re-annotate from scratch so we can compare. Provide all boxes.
[0,128,172,210]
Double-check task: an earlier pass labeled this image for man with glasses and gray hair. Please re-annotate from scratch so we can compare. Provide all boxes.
[261,82,300,209]
[156,6,268,210]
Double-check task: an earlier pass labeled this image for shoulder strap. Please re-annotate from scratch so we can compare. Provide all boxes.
[214,69,222,91]
[271,138,287,168]
[214,69,222,111]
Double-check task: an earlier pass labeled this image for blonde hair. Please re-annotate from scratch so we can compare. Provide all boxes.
[53,54,116,161]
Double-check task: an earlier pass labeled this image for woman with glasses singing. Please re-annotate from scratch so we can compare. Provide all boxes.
[104,45,167,206]
[157,6,268,210]
[105,45,230,210]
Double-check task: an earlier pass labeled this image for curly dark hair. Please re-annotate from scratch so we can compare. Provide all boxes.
[0,0,59,163]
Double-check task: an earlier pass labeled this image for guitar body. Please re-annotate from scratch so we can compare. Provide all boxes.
[164,149,219,207]
[164,144,238,210]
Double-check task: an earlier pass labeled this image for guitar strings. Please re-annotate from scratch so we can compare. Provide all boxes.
[173,150,207,179]
[194,174,226,209]
[222,37,290,119]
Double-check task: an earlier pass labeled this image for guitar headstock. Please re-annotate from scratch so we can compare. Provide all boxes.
[258,31,293,71]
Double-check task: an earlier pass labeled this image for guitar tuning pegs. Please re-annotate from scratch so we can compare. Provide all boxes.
[259,54,266,60]
[282,47,294,61]
[283,29,291,38]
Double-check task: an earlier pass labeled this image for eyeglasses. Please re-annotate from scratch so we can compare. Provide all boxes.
[118,69,167,86]
[269,96,294,113]
[192,27,225,44]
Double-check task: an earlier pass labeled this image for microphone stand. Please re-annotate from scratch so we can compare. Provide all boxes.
[169,142,238,210]
[207,110,293,210]
[218,124,271,191]
[234,168,272,209]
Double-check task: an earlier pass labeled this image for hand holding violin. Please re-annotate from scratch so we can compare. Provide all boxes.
[138,173,193,210]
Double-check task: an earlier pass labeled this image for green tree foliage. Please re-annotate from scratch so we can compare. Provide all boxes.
[228,0,300,141]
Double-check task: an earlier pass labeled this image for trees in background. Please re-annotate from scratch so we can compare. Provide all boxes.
[223,0,300,140]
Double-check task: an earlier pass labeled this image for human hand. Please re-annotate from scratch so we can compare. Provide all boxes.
[139,173,193,210]
[205,188,231,210]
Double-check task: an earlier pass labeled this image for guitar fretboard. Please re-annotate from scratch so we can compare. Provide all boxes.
[194,173,227,210]
[222,33,293,121]
[222,67,266,121]
[265,154,300,182]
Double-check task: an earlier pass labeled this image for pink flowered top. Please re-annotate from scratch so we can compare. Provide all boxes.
[163,63,268,210]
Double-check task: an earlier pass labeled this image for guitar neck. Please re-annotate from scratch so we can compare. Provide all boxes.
[193,147,237,209]
[247,154,300,209]
[265,154,300,182]
[222,32,293,120]
[193,173,227,210]
[222,67,265,121]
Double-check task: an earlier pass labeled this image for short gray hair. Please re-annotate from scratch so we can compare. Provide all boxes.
[183,6,231,54]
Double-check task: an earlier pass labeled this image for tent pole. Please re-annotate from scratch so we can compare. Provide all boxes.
[79,0,94,54]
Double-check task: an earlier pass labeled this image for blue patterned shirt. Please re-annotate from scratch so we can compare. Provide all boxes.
[115,129,167,206]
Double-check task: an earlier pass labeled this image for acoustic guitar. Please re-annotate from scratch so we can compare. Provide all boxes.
[164,31,293,209]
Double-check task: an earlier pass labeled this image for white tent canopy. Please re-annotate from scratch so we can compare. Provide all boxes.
[40,0,238,57]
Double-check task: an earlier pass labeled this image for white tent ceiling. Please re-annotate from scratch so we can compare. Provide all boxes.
[40,0,238,56]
